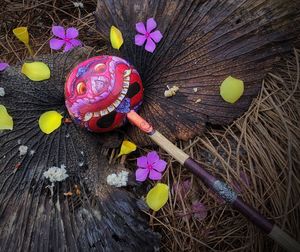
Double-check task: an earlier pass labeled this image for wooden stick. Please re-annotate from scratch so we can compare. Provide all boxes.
[127,110,300,252]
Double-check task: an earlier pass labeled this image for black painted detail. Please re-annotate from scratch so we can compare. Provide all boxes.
[127,82,141,98]
[97,111,117,128]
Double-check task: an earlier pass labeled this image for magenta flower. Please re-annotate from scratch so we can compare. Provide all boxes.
[49,26,82,52]
[0,62,9,71]
[136,151,167,181]
[135,18,163,53]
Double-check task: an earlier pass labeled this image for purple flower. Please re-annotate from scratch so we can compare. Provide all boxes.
[0,62,9,71]
[49,26,82,52]
[135,18,163,53]
[136,151,167,181]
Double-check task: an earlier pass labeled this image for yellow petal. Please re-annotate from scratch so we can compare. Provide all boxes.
[118,140,137,157]
[110,26,124,50]
[146,183,169,211]
[0,105,13,130]
[39,111,63,134]
[21,62,51,81]
[13,27,30,45]
[220,76,244,104]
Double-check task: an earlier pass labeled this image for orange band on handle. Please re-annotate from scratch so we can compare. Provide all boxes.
[127,110,154,134]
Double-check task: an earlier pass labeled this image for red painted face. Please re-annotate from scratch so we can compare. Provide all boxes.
[65,55,143,132]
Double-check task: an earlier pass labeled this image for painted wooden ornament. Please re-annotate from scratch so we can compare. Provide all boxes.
[65,55,143,132]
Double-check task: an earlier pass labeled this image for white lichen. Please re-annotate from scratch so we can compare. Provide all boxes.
[193,88,198,93]
[19,145,28,156]
[164,85,179,97]
[106,170,129,187]
[0,87,5,97]
[44,165,68,183]
[72,1,84,8]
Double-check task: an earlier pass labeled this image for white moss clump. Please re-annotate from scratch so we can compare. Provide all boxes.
[44,165,68,183]
[0,87,5,97]
[107,171,129,187]
[19,145,28,156]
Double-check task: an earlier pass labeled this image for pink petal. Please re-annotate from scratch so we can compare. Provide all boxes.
[66,27,79,39]
[52,26,65,39]
[49,38,65,50]
[146,18,157,33]
[135,34,146,46]
[147,151,159,164]
[150,30,163,43]
[0,62,9,71]
[137,156,148,168]
[152,159,167,172]
[135,168,149,182]
[63,39,81,52]
[149,170,162,180]
[135,22,146,34]
[145,38,156,53]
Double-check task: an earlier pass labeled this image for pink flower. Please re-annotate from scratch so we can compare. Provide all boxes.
[0,62,9,71]
[135,151,167,181]
[49,26,82,52]
[135,18,163,53]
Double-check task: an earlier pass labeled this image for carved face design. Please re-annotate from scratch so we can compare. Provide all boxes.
[65,55,143,132]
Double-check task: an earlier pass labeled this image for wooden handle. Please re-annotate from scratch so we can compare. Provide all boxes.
[127,110,300,251]
[269,225,300,252]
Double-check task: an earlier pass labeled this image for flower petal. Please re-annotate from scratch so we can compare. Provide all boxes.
[147,151,159,164]
[0,105,13,130]
[220,76,244,104]
[135,34,146,46]
[13,27,29,44]
[52,26,65,39]
[38,111,63,134]
[0,62,9,71]
[150,30,163,43]
[137,156,148,168]
[110,26,124,50]
[135,168,149,182]
[66,27,79,39]
[118,140,137,157]
[135,22,146,34]
[152,159,167,172]
[63,39,81,52]
[146,183,169,211]
[146,18,157,33]
[149,170,162,180]
[49,38,65,50]
[145,38,156,53]
[21,62,51,81]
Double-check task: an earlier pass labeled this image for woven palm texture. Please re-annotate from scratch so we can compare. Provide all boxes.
[0,0,300,251]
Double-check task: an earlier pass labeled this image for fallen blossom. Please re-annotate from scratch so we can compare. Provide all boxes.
[21,62,51,81]
[135,18,163,53]
[50,26,82,52]
[13,27,33,56]
[136,151,167,181]
[146,183,169,211]
[110,26,124,50]
[0,62,9,72]
[106,170,129,187]
[118,140,137,157]
[39,111,63,134]
[0,105,13,130]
